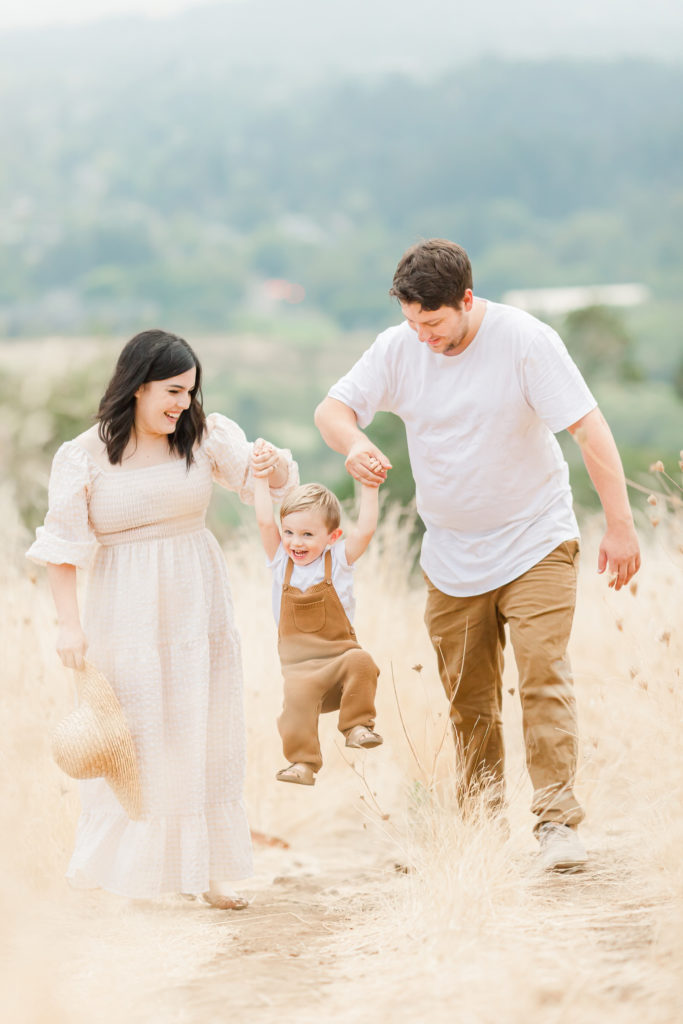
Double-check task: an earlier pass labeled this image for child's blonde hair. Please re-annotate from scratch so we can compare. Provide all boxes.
[279,483,341,531]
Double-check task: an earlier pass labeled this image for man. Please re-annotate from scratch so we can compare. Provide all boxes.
[314,239,640,871]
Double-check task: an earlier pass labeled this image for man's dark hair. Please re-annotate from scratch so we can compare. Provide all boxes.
[389,239,473,310]
[97,329,205,466]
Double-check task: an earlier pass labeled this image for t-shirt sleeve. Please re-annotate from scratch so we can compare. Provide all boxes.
[267,543,290,625]
[327,335,394,429]
[519,326,597,433]
[334,539,354,571]
[332,539,356,590]
[26,443,96,568]
[204,413,298,504]
[266,542,287,573]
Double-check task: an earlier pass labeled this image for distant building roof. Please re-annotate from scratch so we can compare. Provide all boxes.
[502,283,651,316]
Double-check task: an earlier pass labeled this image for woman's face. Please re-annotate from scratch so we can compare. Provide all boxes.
[134,367,197,438]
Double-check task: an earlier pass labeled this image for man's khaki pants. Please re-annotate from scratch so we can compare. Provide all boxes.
[424,540,584,826]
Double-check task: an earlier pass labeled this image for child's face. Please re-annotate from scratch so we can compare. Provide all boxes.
[280,509,341,566]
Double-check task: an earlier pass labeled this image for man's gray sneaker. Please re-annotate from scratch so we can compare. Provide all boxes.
[536,822,587,872]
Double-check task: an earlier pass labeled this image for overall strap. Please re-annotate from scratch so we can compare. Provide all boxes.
[324,548,333,582]
[284,557,295,586]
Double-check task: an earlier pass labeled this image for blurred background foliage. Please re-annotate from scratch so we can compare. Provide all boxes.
[0,3,681,534]
[1,57,682,336]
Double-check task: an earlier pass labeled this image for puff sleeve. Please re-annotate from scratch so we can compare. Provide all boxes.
[203,412,298,504]
[26,442,97,568]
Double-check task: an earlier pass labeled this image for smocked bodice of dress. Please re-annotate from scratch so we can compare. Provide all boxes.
[89,455,213,547]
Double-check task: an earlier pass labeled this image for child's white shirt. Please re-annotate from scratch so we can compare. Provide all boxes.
[268,541,356,625]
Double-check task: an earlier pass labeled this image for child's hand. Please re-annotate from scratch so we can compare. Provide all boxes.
[366,456,384,483]
[252,438,279,478]
[345,440,391,486]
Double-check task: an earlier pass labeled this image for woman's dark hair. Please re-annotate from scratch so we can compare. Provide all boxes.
[389,238,473,310]
[97,329,206,466]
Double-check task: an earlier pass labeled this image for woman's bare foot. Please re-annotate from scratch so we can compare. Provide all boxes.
[202,883,249,910]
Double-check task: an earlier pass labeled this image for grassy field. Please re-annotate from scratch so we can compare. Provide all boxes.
[2,475,682,1022]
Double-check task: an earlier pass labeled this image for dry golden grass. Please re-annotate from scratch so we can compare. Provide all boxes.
[1,486,682,1023]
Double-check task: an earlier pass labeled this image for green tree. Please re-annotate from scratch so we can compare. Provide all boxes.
[562,306,643,383]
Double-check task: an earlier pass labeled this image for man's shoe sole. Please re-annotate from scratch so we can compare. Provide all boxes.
[542,855,588,873]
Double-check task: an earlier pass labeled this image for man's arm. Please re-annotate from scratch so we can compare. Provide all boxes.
[567,407,641,590]
[314,397,392,486]
[344,482,380,564]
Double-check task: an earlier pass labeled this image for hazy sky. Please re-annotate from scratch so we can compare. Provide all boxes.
[0,0,222,30]
[1,0,680,62]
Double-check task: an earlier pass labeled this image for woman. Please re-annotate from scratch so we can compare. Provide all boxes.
[27,329,298,908]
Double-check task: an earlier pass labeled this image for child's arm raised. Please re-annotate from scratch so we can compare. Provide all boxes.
[344,481,380,565]
[252,441,282,561]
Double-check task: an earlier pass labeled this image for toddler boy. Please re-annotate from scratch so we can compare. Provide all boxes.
[253,446,382,785]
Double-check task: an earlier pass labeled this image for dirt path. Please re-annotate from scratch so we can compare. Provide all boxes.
[167,862,385,1022]
[26,819,675,1024]
[32,822,400,1024]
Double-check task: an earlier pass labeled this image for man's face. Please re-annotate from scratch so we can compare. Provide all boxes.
[400,291,475,357]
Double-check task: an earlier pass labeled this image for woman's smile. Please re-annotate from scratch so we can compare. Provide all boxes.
[134,369,196,438]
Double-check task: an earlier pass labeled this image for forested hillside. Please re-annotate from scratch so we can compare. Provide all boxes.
[1,47,681,335]
[0,10,681,515]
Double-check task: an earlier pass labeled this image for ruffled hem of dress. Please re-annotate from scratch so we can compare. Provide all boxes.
[66,800,254,899]
[26,527,96,569]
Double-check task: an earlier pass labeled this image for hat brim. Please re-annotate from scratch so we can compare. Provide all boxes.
[52,661,143,820]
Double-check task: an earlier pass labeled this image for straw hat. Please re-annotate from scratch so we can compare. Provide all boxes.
[52,661,142,820]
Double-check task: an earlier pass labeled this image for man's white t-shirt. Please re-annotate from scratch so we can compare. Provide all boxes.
[328,300,597,597]
[268,541,356,625]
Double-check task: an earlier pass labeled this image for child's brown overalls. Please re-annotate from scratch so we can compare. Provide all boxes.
[277,548,379,772]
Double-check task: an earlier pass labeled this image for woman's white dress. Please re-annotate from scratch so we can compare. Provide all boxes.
[27,413,297,898]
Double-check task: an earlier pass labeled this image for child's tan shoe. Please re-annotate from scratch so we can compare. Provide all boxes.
[345,725,384,749]
[275,762,316,785]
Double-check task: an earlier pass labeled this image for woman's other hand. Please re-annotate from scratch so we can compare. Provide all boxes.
[56,623,88,670]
